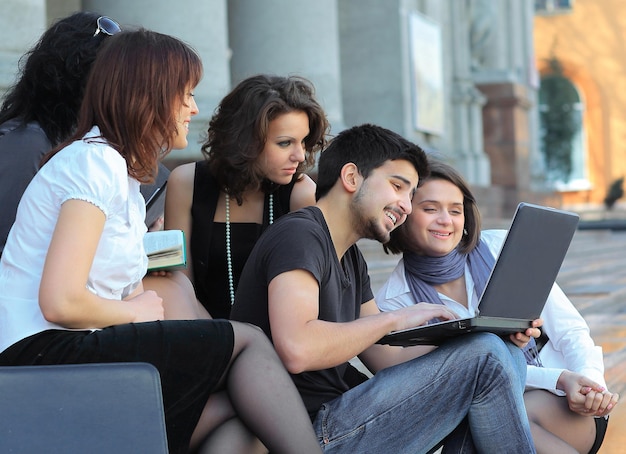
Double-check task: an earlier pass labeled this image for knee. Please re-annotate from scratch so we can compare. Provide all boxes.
[230,321,271,347]
[476,333,524,365]
[524,390,557,426]
[463,333,525,383]
[463,332,511,358]
[524,395,541,425]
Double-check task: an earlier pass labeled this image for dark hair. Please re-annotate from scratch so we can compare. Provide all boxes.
[315,124,429,200]
[0,12,111,147]
[43,29,203,183]
[384,158,482,254]
[203,74,329,204]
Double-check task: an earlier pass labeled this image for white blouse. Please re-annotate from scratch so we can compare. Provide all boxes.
[0,127,147,353]
[376,229,607,394]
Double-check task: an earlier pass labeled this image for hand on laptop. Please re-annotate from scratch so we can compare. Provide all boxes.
[391,302,460,332]
[509,318,543,349]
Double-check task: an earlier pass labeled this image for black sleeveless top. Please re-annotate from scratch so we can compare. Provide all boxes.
[190,160,296,318]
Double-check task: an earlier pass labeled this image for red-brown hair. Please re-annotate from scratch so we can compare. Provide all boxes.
[43,29,203,183]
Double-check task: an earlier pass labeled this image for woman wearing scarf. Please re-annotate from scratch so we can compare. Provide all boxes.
[376,158,618,454]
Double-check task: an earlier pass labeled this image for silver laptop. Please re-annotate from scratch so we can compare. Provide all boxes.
[377,202,579,346]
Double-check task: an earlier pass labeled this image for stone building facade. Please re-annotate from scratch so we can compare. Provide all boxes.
[1,0,550,218]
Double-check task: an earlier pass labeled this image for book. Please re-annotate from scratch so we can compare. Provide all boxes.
[143,229,187,271]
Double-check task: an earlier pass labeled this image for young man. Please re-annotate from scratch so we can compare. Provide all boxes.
[231,124,538,453]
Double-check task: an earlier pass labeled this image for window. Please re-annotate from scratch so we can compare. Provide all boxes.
[535,0,574,15]
[538,75,589,191]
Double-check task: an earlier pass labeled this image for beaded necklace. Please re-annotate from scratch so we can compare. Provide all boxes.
[225,192,273,305]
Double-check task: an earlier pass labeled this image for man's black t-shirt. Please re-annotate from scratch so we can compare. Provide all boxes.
[230,206,374,419]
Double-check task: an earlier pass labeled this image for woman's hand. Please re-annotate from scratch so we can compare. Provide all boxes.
[124,290,165,323]
[509,318,543,348]
[558,370,620,417]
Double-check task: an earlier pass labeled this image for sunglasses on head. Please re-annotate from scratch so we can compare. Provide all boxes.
[93,16,121,37]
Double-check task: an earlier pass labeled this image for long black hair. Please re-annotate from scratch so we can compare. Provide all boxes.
[0,12,110,147]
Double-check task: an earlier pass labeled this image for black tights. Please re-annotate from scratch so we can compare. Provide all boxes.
[216,322,320,453]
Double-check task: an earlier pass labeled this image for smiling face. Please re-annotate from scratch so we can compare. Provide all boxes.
[351,159,419,244]
[257,110,310,185]
[172,87,199,150]
[403,178,465,257]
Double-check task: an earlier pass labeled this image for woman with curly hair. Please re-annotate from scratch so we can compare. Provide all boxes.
[0,12,121,255]
[165,74,330,319]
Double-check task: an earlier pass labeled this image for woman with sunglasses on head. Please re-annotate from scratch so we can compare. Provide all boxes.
[0,29,322,454]
[164,74,329,319]
[376,158,619,454]
[0,12,121,257]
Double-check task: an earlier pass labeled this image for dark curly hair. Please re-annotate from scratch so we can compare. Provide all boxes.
[202,74,329,204]
[0,11,112,147]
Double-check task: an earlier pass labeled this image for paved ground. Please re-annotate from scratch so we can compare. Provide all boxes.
[358,225,626,454]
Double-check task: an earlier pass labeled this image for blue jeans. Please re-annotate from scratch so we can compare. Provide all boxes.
[312,332,535,453]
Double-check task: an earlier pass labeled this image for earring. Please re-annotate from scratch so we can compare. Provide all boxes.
[463,228,468,235]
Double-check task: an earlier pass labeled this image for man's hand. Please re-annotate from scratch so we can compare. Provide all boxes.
[390,302,459,332]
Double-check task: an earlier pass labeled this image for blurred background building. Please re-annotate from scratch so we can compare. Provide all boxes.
[2,0,620,218]
[535,0,626,210]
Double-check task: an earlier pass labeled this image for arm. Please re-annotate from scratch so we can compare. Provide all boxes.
[546,289,620,416]
[357,299,439,373]
[39,199,164,328]
[527,283,607,392]
[268,269,455,374]
[289,174,317,211]
[545,284,606,384]
[164,162,195,282]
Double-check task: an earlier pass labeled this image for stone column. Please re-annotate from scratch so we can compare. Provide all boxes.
[451,82,490,185]
[0,1,46,99]
[447,1,491,187]
[83,0,230,160]
[478,82,532,211]
[338,0,407,134]
[228,0,344,130]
